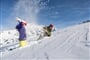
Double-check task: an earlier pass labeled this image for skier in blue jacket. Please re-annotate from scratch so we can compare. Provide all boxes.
[16,17,27,47]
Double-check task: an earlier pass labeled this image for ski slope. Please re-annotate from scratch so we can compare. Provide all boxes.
[1,22,90,60]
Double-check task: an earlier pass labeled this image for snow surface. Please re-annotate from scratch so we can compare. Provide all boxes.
[0,23,90,60]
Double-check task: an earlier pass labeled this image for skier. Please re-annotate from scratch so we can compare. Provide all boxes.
[43,24,54,37]
[16,17,27,47]
[38,24,55,40]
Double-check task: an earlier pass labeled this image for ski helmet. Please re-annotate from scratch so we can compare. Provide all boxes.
[49,24,53,27]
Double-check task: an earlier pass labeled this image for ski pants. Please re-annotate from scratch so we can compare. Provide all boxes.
[19,40,27,47]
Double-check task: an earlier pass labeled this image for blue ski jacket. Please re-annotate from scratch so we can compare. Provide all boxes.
[16,22,26,41]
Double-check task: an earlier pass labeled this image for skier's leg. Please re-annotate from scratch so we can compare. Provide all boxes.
[19,40,27,47]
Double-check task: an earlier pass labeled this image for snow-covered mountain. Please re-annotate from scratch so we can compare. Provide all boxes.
[1,22,90,60]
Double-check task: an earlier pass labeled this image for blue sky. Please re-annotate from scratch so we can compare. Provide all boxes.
[0,0,90,30]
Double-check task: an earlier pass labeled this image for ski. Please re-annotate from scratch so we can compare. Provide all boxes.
[8,46,20,51]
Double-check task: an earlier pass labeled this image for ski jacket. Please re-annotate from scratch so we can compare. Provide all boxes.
[16,22,26,41]
[43,26,52,36]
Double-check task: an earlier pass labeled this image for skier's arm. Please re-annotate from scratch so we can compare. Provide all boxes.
[43,27,49,33]
[16,22,23,30]
[52,27,56,32]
